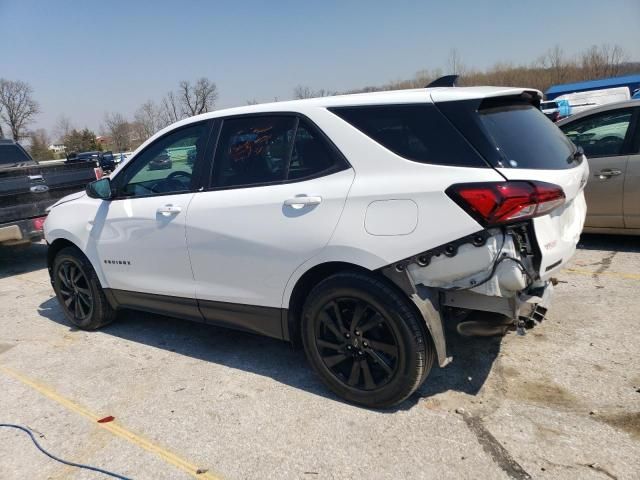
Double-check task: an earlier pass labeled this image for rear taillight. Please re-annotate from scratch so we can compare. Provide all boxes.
[32,216,47,231]
[446,181,565,226]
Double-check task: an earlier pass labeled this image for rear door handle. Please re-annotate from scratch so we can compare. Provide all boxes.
[283,195,322,208]
[157,204,182,216]
[595,169,622,179]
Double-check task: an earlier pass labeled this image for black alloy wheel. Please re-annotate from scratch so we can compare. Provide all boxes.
[52,246,116,330]
[57,259,93,321]
[301,271,434,408]
[315,297,399,391]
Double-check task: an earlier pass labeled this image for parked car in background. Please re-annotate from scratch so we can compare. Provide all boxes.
[67,150,117,172]
[45,85,587,407]
[558,99,640,234]
[0,139,100,247]
[148,150,172,170]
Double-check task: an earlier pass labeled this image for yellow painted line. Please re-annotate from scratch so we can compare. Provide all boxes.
[562,268,640,281]
[0,365,221,480]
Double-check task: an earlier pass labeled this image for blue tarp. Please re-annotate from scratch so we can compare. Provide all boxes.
[546,73,640,99]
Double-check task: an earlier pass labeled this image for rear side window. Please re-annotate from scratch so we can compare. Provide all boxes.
[329,104,488,167]
[213,116,296,188]
[289,121,336,180]
[211,116,348,188]
[0,144,32,165]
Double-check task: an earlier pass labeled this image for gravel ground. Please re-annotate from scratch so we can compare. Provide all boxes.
[0,235,638,480]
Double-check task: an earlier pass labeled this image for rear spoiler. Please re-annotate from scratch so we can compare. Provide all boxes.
[431,87,542,105]
[426,75,459,88]
[478,91,542,109]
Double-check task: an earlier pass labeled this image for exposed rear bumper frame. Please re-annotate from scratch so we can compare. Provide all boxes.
[382,264,554,368]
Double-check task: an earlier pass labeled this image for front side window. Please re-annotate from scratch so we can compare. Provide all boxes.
[116,123,208,198]
[560,110,633,158]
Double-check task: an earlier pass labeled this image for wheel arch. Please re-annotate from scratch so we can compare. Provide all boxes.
[47,238,78,272]
[47,236,107,289]
[286,261,371,347]
[285,259,430,350]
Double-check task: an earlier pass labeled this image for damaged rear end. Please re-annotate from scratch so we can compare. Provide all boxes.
[384,89,588,366]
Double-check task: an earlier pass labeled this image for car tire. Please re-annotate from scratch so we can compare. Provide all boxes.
[52,246,116,330]
[301,271,434,408]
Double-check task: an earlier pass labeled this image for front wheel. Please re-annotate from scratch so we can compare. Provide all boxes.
[52,246,116,330]
[301,271,434,408]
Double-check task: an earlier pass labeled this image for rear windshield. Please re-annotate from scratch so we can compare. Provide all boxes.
[329,104,488,167]
[0,144,32,165]
[437,98,578,170]
[479,103,576,169]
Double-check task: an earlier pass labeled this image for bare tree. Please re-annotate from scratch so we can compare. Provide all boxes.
[543,45,569,84]
[103,112,131,152]
[293,85,337,99]
[178,77,218,116]
[581,44,628,79]
[246,99,259,105]
[293,85,314,99]
[134,100,163,139]
[0,79,40,140]
[160,91,181,126]
[53,114,73,143]
[446,48,465,76]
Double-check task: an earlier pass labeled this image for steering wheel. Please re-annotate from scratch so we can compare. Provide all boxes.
[151,171,192,193]
[167,170,192,181]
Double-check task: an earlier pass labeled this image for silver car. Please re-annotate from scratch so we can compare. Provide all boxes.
[557,100,640,234]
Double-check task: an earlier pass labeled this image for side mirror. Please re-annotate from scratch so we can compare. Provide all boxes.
[86,178,113,200]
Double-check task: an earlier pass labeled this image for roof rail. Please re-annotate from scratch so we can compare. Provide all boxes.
[426,75,459,88]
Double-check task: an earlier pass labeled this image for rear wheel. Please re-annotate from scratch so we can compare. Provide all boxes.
[52,246,116,330]
[301,271,434,408]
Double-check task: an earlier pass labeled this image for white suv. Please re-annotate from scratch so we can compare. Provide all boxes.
[45,86,587,408]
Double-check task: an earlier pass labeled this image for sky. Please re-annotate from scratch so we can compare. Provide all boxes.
[1,0,639,137]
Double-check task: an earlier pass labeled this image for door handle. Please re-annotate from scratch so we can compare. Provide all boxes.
[157,204,182,216]
[284,195,322,208]
[595,169,622,179]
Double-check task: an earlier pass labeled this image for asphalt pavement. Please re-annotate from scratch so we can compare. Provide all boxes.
[0,236,638,479]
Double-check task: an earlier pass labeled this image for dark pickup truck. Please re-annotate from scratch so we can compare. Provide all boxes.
[0,139,100,247]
